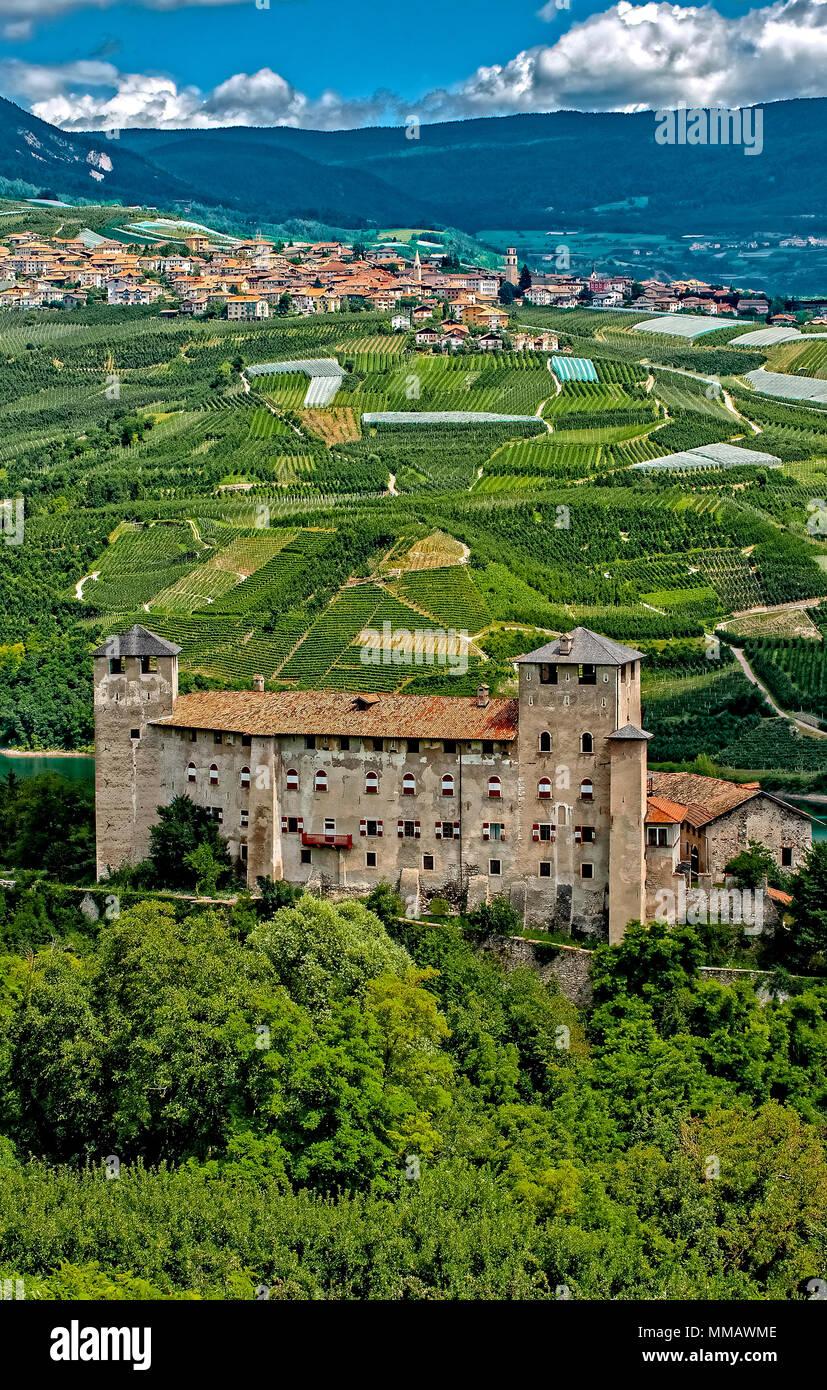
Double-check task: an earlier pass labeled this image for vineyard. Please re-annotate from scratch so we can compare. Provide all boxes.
[0,294,825,773]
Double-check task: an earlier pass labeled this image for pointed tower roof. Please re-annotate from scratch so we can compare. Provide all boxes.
[607,722,653,741]
[516,627,644,667]
[92,624,182,658]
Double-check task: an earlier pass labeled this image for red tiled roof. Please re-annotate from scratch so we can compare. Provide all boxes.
[649,770,760,821]
[153,690,519,740]
[646,795,687,824]
[768,886,793,906]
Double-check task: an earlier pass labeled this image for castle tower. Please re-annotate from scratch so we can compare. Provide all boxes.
[515,628,648,940]
[92,624,180,879]
[607,724,652,943]
[504,247,519,287]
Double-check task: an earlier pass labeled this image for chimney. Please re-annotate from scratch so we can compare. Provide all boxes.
[252,674,265,693]
[558,633,573,656]
[646,773,654,796]
[477,684,490,708]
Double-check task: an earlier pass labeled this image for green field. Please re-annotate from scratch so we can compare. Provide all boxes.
[0,296,825,768]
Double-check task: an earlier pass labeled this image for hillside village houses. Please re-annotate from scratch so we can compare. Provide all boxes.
[0,227,794,330]
[93,624,813,943]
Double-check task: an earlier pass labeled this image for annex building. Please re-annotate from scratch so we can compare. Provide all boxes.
[93,625,812,942]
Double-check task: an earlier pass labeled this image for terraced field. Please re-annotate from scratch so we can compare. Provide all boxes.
[4,301,827,763]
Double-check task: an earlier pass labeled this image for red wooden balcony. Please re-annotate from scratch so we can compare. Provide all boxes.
[301,831,353,849]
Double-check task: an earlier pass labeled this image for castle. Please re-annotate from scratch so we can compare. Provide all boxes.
[93,625,812,941]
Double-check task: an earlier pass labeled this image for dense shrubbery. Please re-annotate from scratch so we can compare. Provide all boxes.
[3,903,827,1298]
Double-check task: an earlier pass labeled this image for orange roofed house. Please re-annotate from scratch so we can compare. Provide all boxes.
[93,626,812,941]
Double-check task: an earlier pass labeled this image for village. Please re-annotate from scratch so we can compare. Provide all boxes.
[1,222,826,345]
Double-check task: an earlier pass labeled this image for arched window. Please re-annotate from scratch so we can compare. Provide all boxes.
[187,762,196,783]
[538,777,552,799]
[240,766,251,789]
[441,773,454,797]
[581,732,593,754]
[580,778,594,802]
[402,772,416,796]
[286,768,298,791]
[487,775,502,799]
[314,769,328,792]
[365,770,379,794]
[539,731,552,752]
[209,763,219,786]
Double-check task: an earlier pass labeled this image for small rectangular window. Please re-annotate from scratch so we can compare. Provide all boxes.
[240,843,248,862]
[539,824,553,842]
[366,819,378,837]
[444,740,456,754]
[109,657,123,674]
[372,738,383,752]
[241,733,252,747]
[140,656,158,674]
[781,847,793,867]
[581,863,594,880]
[300,848,311,864]
[404,821,416,838]
[490,823,503,841]
[189,730,197,742]
[578,664,597,685]
[482,740,494,754]
[540,664,557,685]
[324,818,335,834]
[581,826,596,844]
[214,732,223,745]
[340,737,350,752]
[539,861,552,878]
[209,808,223,823]
[423,854,434,871]
[288,817,299,833]
[241,811,249,827]
[408,739,419,753]
[305,736,316,750]
[489,859,501,876]
[366,851,377,868]
[441,821,454,838]
[130,728,140,740]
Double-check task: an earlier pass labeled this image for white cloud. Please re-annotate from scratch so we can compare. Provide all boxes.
[8,0,827,132]
[6,60,392,131]
[2,20,33,38]
[431,0,827,117]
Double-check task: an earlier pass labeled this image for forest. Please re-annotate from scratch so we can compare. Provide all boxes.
[1,858,827,1300]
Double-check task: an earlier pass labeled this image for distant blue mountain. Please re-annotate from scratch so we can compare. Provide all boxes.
[2,92,826,237]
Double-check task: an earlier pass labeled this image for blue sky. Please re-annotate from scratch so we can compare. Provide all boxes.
[0,0,824,129]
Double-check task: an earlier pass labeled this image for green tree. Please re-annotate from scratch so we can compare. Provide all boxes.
[148,795,231,890]
[0,899,293,1164]
[0,773,94,883]
[365,881,404,929]
[467,895,521,938]
[250,893,412,1015]
[726,839,778,889]
[185,842,224,897]
[787,842,827,967]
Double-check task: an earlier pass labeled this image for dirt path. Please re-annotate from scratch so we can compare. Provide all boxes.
[728,643,827,739]
[75,571,100,600]
[534,398,554,433]
[722,388,761,433]
[386,472,399,496]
